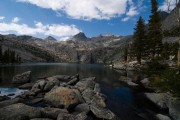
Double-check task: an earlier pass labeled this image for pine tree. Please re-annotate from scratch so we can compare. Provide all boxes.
[0,46,2,62]
[148,0,163,59]
[133,16,146,64]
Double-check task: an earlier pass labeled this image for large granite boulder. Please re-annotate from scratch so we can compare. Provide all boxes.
[44,87,83,109]
[12,71,31,84]
[0,97,23,108]
[0,103,42,120]
[156,114,171,120]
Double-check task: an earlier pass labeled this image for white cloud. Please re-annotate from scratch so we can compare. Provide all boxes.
[17,0,128,20]
[121,17,130,22]
[0,16,5,20]
[159,0,179,11]
[0,21,81,40]
[12,17,20,23]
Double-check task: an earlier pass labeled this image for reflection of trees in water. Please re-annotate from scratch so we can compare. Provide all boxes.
[0,63,126,86]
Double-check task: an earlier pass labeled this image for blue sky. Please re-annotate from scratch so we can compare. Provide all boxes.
[0,0,178,40]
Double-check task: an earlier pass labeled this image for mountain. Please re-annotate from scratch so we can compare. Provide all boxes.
[0,33,134,64]
[161,3,180,30]
[159,11,169,22]
[71,32,88,41]
[44,36,57,41]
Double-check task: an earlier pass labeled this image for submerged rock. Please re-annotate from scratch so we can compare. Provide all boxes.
[0,103,42,119]
[44,87,83,109]
[12,71,31,84]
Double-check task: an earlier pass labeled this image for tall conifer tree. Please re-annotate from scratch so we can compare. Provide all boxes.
[148,0,162,59]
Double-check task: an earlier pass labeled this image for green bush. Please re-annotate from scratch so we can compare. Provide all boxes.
[151,68,180,98]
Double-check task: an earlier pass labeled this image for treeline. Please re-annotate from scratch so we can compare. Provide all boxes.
[123,0,179,64]
[0,46,22,64]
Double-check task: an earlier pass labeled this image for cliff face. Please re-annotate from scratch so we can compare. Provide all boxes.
[161,3,180,30]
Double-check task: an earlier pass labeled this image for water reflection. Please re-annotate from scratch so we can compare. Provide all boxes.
[0,63,124,87]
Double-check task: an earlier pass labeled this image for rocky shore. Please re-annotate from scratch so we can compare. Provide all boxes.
[118,75,180,120]
[0,71,119,120]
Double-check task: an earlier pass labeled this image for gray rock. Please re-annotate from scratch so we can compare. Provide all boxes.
[74,112,88,120]
[140,78,150,87]
[46,77,59,86]
[29,98,43,105]
[0,103,42,120]
[42,107,68,119]
[0,97,23,108]
[53,75,71,82]
[31,118,52,120]
[19,83,34,89]
[43,81,54,92]
[91,93,106,108]
[57,112,74,120]
[0,96,10,102]
[31,80,46,93]
[168,98,180,120]
[66,78,79,86]
[75,77,96,92]
[82,89,96,104]
[144,93,169,109]
[44,87,83,109]
[156,114,171,120]
[90,105,115,120]
[12,71,31,84]
[74,103,90,113]
[94,83,101,93]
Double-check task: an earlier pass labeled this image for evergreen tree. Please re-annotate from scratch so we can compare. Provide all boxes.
[133,16,146,64]
[0,46,2,62]
[147,0,163,59]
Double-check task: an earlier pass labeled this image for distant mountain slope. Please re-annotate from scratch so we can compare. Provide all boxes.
[161,3,180,30]
[44,36,57,41]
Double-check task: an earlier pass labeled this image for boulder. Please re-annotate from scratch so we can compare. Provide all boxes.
[168,98,180,120]
[75,77,95,92]
[90,105,115,120]
[31,80,46,93]
[94,83,101,93]
[140,78,150,87]
[19,83,34,89]
[144,93,169,109]
[53,75,71,82]
[0,96,10,102]
[44,87,83,109]
[31,118,53,120]
[0,103,42,119]
[42,107,68,119]
[57,112,74,120]
[82,89,96,104]
[12,71,31,84]
[74,103,90,114]
[156,114,171,120]
[0,97,23,108]
[66,78,79,86]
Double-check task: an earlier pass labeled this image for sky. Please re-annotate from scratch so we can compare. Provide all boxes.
[0,0,178,40]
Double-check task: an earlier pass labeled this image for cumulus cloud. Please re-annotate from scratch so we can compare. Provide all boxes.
[0,21,81,40]
[159,0,179,11]
[121,0,142,22]
[17,0,128,20]
[0,16,5,20]
[12,17,20,23]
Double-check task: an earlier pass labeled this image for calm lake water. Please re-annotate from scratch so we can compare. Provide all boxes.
[0,63,145,120]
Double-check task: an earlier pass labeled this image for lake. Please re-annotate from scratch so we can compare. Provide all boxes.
[0,63,145,120]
